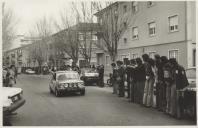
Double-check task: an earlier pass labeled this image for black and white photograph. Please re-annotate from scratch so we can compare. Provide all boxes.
[2,0,197,126]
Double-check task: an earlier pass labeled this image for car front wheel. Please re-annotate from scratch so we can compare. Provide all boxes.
[80,89,85,95]
[55,89,60,97]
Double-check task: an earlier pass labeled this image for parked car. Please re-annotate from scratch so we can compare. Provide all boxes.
[184,68,196,90]
[177,68,196,120]
[3,87,26,125]
[49,71,85,97]
[25,69,35,74]
[80,68,99,86]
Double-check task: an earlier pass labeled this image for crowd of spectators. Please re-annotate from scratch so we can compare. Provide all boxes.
[111,53,189,118]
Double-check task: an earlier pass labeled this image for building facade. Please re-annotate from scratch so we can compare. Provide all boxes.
[95,1,196,74]
[3,36,41,70]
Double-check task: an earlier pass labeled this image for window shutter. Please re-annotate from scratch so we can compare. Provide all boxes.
[169,15,178,26]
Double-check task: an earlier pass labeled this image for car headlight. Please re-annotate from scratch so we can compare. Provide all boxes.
[64,83,69,88]
[78,82,84,88]
[58,83,65,89]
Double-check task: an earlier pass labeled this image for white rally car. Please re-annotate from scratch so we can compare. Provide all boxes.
[3,87,26,125]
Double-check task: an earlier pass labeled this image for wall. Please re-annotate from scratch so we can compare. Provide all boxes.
[118,1,186,49]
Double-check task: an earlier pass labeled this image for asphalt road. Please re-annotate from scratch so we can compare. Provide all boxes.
[10,74,196,126]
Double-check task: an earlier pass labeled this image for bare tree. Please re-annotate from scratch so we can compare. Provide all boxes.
[28,16,52,73]
[54,9,79,66]
[2,2,18,50]
[93,2,129,62]
[72,1,97,65]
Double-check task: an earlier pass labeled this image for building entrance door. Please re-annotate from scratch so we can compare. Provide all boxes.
[97,53,104,65]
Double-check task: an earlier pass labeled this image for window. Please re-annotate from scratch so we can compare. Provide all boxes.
[132,2,138,13]
[17,49,22,56]
[169,50,179,61]
[114,9,118,16]
[193,49,196,67]
[124,38,127,43]
[106,56,110,66]
[132,27,138,39]
[131,53,138,59]
[11,53,15,58]
[123,5,127,13]
[148,52,156,59]
[121,54,130,61]
[169,15,179,32]
[99,18,103,25]
[124,22,127,28]
[79,33,84,40]
[148,22,156,36]
[92,35,97,40]
[147,1,154,7]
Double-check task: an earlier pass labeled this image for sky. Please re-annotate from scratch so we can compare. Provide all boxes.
[4,0,93,36]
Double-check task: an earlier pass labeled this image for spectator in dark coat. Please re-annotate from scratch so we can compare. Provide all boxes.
[98,65,104,87]
[116,61,125,97]
[160,56,169,112]
[130,59,137,102]
[142,54,154,107]
[135,58,146,104]
[111,63,118,94]
[154,54,161,109]
[168,58,189,117]
[163,59,174,115]
[125,60,131,98]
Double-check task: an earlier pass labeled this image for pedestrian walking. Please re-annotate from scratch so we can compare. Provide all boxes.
[3,67,8,87]
[116,61,125,97]
[111,63,118,94]
[135,58,146,105]
[98,65,104,87]
[7,65,17,87]
[142,54,154,107]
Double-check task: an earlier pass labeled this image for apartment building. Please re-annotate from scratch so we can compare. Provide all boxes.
[94,1,196,74]
[3,36,41,70]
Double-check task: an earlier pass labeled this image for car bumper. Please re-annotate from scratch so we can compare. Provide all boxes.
[58,88,84,93]
[84,77,99,82]
[3,98,26,115]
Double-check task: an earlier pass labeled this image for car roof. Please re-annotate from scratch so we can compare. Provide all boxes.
[186,68,196,71]
[55,70,78,74]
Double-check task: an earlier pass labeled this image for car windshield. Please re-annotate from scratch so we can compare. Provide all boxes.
[186,69,196,79]
[82,68,97,73]
[57,73,79,81]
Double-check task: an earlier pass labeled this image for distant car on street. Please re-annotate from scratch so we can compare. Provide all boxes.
[3,87,26,125]
[25,69,35,74]
[80,68,99,86]
[49,71,85,97]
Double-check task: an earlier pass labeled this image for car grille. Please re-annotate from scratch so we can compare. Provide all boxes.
[68,83,78,88]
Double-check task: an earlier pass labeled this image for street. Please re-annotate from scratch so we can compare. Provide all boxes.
[10,74,195,126]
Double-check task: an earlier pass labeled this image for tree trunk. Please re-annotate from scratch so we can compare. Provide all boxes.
[111,54,117,63]
[72,58,78,67]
